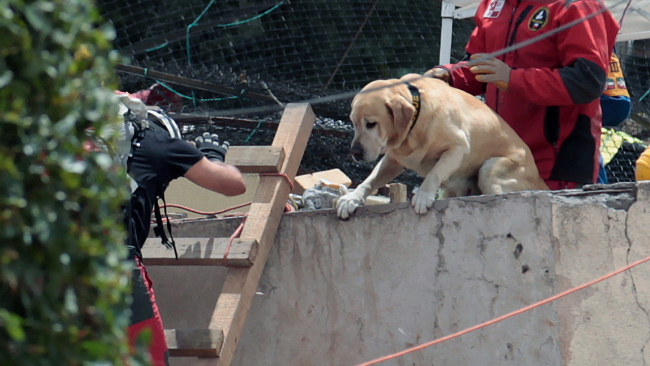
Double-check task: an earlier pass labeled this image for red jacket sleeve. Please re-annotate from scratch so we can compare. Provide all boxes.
[508,1,619,106]
[443,0,489,96]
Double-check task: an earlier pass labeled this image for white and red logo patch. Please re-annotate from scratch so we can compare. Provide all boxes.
[529,7,550,31]
[484,0,505,18]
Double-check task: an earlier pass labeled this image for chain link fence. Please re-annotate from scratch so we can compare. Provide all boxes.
[602,40,650,183]
[98,0,650,188]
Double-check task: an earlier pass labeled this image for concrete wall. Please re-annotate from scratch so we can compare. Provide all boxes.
[148,182,650,366]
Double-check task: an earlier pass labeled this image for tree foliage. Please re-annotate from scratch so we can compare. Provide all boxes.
[0,0,138,364]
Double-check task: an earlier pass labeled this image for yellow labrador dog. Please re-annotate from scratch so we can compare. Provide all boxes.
[336,74,548,219]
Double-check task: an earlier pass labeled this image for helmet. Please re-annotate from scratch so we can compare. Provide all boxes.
[635,146,650,181]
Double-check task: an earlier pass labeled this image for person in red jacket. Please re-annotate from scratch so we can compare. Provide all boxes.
[426,0,619,189]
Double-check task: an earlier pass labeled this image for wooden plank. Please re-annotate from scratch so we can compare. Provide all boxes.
[165,329,224,358]
[114,64,275,103]
[141,238,258,266]
[196,103,315,366]
[225,146,285,174]
[389,183,407,203]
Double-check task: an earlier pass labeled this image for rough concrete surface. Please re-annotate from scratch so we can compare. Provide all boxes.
[147,182,650,366]
[551,185,649,366]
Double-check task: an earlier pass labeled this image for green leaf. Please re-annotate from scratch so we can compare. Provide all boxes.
[23,5,49,32]
[80,340,110,356]
[0,309,26,341]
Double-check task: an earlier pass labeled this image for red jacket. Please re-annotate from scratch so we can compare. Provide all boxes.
[445,0,619,184]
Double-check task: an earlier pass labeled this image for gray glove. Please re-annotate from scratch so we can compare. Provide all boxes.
[195,132,230,162]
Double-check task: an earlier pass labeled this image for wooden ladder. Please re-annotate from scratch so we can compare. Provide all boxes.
[141,103,315,365]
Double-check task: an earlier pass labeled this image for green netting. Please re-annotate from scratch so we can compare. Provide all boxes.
[98,0,474,118]
[98,0,650,186]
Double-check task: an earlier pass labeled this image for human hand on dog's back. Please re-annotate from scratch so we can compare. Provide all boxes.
[427,0,619,189]
[424,67,450,83]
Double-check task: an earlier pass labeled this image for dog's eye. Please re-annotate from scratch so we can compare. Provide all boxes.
[366,122,377,129]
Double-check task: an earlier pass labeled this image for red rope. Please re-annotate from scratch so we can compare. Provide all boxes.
[356,253,650,366]
[154,172,296,265]
[158,173,294,221]
[221,172,295,267]
[260,172,294,192]
[222,202,293,267]
[618,0,633,27]
[223,214,247,267]
[160,202,252,216]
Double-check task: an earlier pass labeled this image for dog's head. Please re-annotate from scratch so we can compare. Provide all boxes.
[349,79,416,162]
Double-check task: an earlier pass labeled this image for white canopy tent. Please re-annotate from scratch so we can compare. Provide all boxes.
[439,0,650,64]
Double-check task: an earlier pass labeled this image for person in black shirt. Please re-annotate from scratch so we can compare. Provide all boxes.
[119,98,246,366]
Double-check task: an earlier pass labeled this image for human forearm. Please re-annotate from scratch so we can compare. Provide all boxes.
[184,157,246,196]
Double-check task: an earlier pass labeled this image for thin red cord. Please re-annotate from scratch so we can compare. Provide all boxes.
[160,201,252,216]
[223,214,247,267]
[356,253,650,366]
[222,202,293,267]
[260,172,294,192]
[160,172,294,218]
[618,0,633,27]
[222,172,295,266]
[150,172,297,264]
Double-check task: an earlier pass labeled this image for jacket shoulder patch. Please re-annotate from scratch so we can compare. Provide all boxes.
[484,0,505,18]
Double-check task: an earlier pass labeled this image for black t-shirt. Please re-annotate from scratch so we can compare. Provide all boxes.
[124,123,203,258]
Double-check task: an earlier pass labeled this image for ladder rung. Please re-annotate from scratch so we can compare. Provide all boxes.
[165,328,224,358]
[225,146,286,173]
[141,237,258,266]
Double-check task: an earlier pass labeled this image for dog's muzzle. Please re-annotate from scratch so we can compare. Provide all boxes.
[350,143,364,160]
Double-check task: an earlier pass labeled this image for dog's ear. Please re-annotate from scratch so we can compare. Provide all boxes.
[385,95,415,132]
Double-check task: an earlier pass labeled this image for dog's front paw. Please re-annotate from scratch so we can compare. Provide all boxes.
[411,188,437,215]
[336,192,364,220]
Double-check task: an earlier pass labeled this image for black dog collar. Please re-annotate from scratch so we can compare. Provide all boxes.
[406,83,421,133]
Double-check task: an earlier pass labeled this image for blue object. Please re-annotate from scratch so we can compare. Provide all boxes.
[597,154,608,184]
[600,95,632,127]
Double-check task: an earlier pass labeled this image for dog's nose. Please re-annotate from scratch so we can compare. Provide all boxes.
[350,144,364,160]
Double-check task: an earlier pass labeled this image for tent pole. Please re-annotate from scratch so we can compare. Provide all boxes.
[439,1,455,65]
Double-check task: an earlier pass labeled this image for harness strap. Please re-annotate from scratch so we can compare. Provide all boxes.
[148,109,182,139]
[152,189,178,260]
[126,123,147,173]
[125,120,146,260]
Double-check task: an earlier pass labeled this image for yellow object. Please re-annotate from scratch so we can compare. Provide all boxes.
[636,146,650,181]
[600,128,645,165]
[603,53,630,98]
